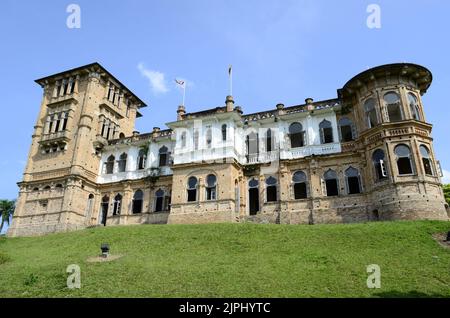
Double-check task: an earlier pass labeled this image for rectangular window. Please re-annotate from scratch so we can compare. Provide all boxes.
[206,187,216,200]
[187,189,197,202]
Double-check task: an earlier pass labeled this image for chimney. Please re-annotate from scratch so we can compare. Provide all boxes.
[305,98,314,111]
[177,105,186,121]
[225,95,234,112]
[132,131,140,141]
[152,127,160,138]
[276,103,285,115]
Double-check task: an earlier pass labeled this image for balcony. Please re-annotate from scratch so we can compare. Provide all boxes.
[281,142,341,160]
[99,97,124,119]
[94,134,109,150]
[39,131,71,145]
[244,151,279,164]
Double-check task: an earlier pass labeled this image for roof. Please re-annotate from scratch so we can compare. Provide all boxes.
[342,63,432,98]
[35,62,147,108]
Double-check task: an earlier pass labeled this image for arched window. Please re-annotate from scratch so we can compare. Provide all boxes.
[159,146,168,167]
[384,92,403,122]
[181,131,187,147]
[100,195,109,225]
[55,184,63,189]
[364,98,378,128]
[187,177,198,202]
[395,144,413,175]
[113,194,122,215]
[420,145,433,175]
[248,178,259,215]
[206,174,217,200]
[154,189,165,212]
[105,155,115,174]
[266,176,278,202]
[44,185,51,191]
[292,171,307,199]
[118,153,127,172]
[408,93,421,120]
[86,194,94,217]
[319,119,333,144]
[206,127,212,148]
[324,169,339,197]
[221,124,227,141]
[345,167,361,194]
[132,190,144,214]
[137,149,147,170]
[338,117,355,142]
[119,133,125,139]
[289,122,305,148]
[32,187,39,192]
[372,149,388,181]
[265,129,273,152]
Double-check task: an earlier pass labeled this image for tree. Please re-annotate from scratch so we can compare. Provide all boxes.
[443,184,450,205]
[0,200,15,233]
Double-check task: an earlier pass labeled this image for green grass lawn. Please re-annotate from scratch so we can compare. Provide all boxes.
[0,220,449,298]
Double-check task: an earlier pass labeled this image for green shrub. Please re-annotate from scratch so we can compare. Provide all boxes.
[0,251,10,265]
[443,184,450,205]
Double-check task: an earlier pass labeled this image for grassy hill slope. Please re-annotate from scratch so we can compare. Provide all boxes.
[0,220,449,297]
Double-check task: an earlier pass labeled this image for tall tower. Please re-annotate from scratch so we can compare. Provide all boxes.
[8,63,146,236]
[341,63,448,220]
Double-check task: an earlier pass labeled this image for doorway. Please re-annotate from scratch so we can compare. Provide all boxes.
[100,195,109,226]
[249,188,259,215]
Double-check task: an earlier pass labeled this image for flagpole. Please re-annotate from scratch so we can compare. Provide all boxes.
[183,84,186,106]
[229,65,233,96]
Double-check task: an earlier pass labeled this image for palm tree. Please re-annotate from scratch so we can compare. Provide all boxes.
[0,200,15,233]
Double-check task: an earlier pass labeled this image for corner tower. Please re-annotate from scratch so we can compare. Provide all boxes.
[341,63,448,220]
[8,63,147,236]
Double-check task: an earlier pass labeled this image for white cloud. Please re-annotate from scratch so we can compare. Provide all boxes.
[137,63,169,95]
[442,169,450,184]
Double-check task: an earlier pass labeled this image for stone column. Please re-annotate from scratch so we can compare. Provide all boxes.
[198,177,204,202]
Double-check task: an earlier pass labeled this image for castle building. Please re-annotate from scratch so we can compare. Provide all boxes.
[7,62,449,236]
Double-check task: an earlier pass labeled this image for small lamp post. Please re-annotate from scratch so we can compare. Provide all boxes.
[101,243,110,258]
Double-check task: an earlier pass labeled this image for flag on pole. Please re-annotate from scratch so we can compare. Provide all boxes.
[228,65,232,96]
[175,79,185,88]
[175,79,186,106]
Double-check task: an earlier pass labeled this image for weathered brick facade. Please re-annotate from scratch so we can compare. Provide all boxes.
[7,62,449,237]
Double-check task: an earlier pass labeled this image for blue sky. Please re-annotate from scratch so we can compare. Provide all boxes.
[0,0,449,218]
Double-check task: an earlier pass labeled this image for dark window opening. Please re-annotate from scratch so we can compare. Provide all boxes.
[289,122,305,148]
[187,177,198,202]
[339,118,355,142]
[324,170,339,197]
[266,129,273,152]
[132,190,143,214]
[118,153,127,172]
[325,179,338,196]
[266,176,277,202]
[397,158,413,175]
[206,174,217,201]
[395,145,413,175]
[159,146,169,167]
[155,189,164,212]
[293,171,307,199]
[113,194,122,215]
[105,155,115,174]
[372,149,387,181]
[319,120,333,144]
[249,188,259,215]
[294,183,307,199]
